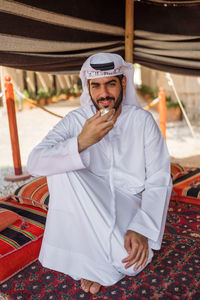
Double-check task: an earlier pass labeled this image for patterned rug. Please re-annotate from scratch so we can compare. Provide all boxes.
[0,201,199,300]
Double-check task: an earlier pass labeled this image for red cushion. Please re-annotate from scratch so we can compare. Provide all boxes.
[0,198,47,283]
[11,164,200,210]
[171,164,200,206]
[171,162,186,180]
[11,176,49,210]
[0,208,22,232]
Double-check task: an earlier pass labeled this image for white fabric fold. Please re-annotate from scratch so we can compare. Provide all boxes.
[27,117,86,176]
[27,104,172,285]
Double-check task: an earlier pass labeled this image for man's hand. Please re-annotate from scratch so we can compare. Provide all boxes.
[78,108,120,152]
[122,230,148,271]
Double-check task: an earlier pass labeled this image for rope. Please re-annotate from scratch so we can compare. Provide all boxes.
[23,93,157,115]
[15,87,158,118]
[166,73,196,139]
[143,97,159,110]
[15,89,64,118]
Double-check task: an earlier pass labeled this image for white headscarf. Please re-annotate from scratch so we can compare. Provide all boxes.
[80,53,140,107]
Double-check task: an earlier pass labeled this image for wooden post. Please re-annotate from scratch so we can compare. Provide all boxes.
[4,76,31,181]
[125,0,134,63]
[158,88,167,140]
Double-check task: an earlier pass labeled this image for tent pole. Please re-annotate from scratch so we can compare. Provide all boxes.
[4,76,31,181]
[158,88,167,140]
[125,0,134,63]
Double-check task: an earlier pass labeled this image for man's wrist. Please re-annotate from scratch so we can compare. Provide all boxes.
[78,135,87,153]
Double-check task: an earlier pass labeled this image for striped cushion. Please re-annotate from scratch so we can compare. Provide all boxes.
[12,177,49,210]
[11,163,200,215]
[171,166,200,205]
[0,208,23,232]
[171,162,186,180]
[0,199,47,284]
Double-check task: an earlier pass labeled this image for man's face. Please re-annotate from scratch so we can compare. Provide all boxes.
[87,76,126,110]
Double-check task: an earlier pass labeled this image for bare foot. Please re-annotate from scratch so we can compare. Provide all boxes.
[90,282,101,294]
[80,278,101,294]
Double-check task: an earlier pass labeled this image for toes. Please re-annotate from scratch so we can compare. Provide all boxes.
[80,279,92,292]
[90,282,101,294]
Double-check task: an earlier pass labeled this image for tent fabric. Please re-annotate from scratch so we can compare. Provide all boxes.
[134,1,200,75]
[0,0,200,75]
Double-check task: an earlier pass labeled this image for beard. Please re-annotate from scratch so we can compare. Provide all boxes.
[113,89,123,111]
[89,88,123,112]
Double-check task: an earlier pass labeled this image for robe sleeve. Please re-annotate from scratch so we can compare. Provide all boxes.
[127,114,172,250]
[27,113,87,176]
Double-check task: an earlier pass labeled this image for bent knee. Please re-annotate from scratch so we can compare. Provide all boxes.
[113,248,154,277]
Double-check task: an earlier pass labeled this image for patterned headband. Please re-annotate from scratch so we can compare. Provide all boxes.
[86,67,123,79]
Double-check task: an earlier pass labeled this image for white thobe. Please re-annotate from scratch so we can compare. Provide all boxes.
[27,104,172,286]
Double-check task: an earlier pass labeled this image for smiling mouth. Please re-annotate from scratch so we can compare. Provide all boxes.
[97,99,114,107]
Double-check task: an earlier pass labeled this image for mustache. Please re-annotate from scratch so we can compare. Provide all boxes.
[97,96,115,103]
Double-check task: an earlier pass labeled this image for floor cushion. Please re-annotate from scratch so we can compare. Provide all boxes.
[11,176,49,210]
[11,163,200,211]
[171,162,186,180]
[171,163,200,205]
[0,208,24,232]
[0,162,199,283]
[0,198,47,284]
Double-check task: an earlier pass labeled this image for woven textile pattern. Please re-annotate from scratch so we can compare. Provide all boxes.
[0,200,47,283]
[0,200,46,255]
[0,201,199,299]
[171,166,200,205]
[12,177,49,210]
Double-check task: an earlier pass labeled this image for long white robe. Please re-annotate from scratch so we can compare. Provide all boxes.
[27,104,172,286]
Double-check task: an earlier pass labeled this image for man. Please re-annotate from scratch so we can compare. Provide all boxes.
[27,53,172,294]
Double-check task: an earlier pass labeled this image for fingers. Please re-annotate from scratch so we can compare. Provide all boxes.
[122,241,140,267]
[89,110,101,121]
[123,246,148,270]
[124,246,142,269]
[122,230,149,271]
[97,114,115,133]
[122,242,138,263]
[125,246,148,270]
[78,108,117,151]
[100,109,115,122]
[122,236,134,264]
[112,114,118,124]
[134,247,149,271]
[101,125,114,136]
[89,109,116,128]
[124,235,132,256]
[87,109,114,126]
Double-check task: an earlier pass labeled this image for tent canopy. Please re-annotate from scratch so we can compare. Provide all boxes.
[0,0,200,75]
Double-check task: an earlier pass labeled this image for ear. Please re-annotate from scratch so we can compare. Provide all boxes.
[122,76,126,90]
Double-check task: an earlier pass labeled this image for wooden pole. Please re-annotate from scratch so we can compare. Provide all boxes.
[125,0,134,63]
[158,88,167,140]
[5,76,22,175]
[4,76,31,181]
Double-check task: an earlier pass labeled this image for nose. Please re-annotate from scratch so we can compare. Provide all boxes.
[99,84,109,98]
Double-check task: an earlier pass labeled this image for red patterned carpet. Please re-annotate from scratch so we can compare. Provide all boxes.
[0,201,200,300]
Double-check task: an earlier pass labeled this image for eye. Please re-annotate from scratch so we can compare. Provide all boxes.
[91,84,99,89]
[107,81,116,87]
